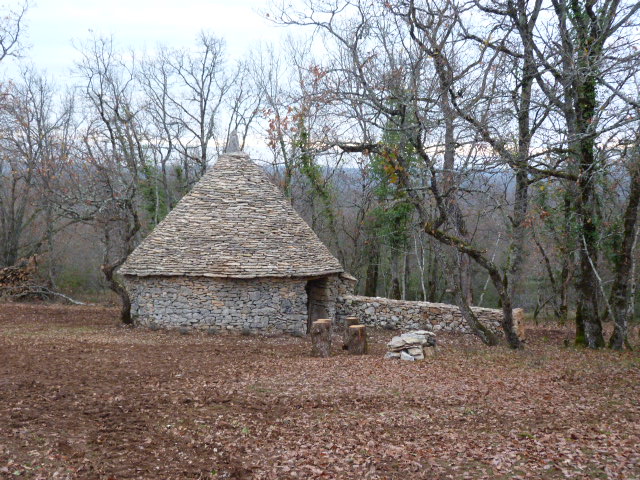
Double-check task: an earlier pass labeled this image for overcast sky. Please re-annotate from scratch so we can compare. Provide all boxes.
[13,0,284,79]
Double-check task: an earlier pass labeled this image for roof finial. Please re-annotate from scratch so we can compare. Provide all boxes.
[224,129,241,153]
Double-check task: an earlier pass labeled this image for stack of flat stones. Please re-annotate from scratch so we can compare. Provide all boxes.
[385,330,437,361]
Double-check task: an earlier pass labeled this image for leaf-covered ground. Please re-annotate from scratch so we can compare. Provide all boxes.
[1,303,639,479]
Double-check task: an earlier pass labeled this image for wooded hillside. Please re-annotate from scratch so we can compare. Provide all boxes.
[1,0,639,348]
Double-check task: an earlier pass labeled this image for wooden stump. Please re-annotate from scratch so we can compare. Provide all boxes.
[346,324,368,355]
[342,316,360,349]
[311,319,332,357]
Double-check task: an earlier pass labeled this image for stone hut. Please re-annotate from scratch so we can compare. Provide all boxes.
[120,152,355,335]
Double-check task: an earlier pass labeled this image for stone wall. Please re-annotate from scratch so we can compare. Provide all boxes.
[326,273,356,319]
[124,275,312,334]
[336,295,504,335]
[123,273,518,338]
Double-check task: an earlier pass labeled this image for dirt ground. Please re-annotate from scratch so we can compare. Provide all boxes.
[1,303,639,479]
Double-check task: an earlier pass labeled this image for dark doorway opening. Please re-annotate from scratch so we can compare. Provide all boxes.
[306,277,330,333]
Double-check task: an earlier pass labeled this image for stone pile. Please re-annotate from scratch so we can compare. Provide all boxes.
[385,330,437,361]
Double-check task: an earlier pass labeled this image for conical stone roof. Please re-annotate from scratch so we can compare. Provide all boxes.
[120,153,344,278]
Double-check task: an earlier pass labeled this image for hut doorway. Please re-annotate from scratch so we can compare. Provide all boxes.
[306,278,330,333]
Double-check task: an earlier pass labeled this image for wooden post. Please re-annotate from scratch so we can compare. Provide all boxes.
[311,319,332,357]
[346,324,368,355]
[342,316,360,349]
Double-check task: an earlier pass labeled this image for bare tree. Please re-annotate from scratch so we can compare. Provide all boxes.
[608,126,640,349]
[139,47,179,220]
[0,68,72,269]
[162,32,231,183]
[274,0,521,346]
[531,0,640,347]
[73,37,145,323]
[0,1,27,63]
[249,40,348,262]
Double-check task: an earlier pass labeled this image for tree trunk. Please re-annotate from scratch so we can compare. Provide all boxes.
[507,11,535,306]
[559,260,570,324]
[345,325,368,355]
[310,319,332,357]
[567,9,606,349]
[559,192,573,324]
[390,250,402,300]
[575,209,604,348]
[508,167,529,304]
[573,151,604,347]
[609,155,640,349]
[428,248,439,302]
[101,263,133,325]
[402,251,409,300]
[500,301,523,348]
[452,253,499,346]
[343,316,360,349]
[45,205,57,289]
[629,239,638,337]
[99,201,140,326]
[364,241,379,297]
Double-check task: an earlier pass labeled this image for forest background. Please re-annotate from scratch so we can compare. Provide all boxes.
[1,0,639,349]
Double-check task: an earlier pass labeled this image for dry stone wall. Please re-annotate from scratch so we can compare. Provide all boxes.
[124,275,310,334]
[123,272,512,338]
[336,295,503,334]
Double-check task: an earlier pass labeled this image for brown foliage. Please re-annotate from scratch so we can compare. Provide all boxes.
[0,304,639,479]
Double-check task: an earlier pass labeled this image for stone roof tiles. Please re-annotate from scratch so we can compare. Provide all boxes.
[119,153,344,278]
